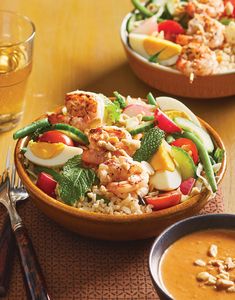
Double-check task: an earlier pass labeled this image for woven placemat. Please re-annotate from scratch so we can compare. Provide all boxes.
[0,189,224,300]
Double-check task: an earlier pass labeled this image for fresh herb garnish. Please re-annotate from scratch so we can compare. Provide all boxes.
[36,155,97,205]
[148,48,166,63]
[133,127,165,162]
[214,147,225,163]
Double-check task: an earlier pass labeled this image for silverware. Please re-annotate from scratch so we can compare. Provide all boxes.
[0,164,29,297]
[0,151,50,300]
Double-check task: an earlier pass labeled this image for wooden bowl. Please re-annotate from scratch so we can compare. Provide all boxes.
[14,110,226,241]
[120,14,235,99]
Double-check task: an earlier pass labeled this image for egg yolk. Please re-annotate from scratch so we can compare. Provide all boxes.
[143,37,182,60]
[29,141,65,159]
[164,110,190,120]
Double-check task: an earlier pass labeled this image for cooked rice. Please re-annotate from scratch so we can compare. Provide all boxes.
[74,185,153,215]
[215,44,235,73]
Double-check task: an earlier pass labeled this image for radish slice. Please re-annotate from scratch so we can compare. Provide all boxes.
[123,104,153,117]
[133,15,158,35]
[180,178,196,195]
[36,172,57,198]
[155,108,181,133]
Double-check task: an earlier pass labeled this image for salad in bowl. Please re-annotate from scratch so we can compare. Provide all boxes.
[126,0,235,79]
[14,90,225,217]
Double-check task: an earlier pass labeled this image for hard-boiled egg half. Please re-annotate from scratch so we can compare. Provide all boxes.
[150,169,182,191]
[129,33,182,66]
[24,140,83,167]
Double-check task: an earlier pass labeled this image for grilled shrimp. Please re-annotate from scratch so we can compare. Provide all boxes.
[176,42,218,76]
[187,14,224,49]
[97,156,153,199]
[186,0,224,18]
[82,126,141,165]
[88,126,140,155]
[176,15,224,49]
[48,90,105,131]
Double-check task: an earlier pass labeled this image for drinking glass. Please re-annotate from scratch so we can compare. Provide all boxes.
[0,11,35,132]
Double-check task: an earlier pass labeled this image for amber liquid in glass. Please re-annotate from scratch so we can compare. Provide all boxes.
[0,46,32,132]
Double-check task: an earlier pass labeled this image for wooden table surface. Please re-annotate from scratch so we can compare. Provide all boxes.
[0,0,234,213]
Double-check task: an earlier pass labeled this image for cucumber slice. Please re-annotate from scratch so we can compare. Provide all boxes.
[174,117,214,153]
[127,14,136,33]
[171,146,197,180]
[166,0,177,15]
[129,121,154,135]
[53,123,89,145]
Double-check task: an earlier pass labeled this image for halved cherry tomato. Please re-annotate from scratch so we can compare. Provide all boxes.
[36,172,57,198]
[171,138,199,164]
[158,20,185,42]
[154,108,181,133]
[38,130,74,146]
[145,190,182,211]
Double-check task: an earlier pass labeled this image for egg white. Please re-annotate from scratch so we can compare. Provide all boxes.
[129,33,149,58]
[25,144,83,167]
[160,55,179,66]
[150,169,182,191]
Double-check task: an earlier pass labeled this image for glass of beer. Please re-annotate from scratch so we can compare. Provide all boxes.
[0,11,35,132]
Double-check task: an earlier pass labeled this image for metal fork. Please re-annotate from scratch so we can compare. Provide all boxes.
[0,164,29,297]
[0,153,50,300]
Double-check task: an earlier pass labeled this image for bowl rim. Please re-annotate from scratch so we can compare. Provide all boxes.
[120,13,235,77]
[148,213,235,300]
[15,103,227,223]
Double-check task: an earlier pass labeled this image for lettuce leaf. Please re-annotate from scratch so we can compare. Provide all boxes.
[214,147,224,163]
[103,95,121,124]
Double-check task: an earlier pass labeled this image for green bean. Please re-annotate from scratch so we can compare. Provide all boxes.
[113,91,126,109]
[30,125,52,141]
[181,131,217,193]
[142,116,154,121]
[131,0,153,17]
[13,118,50,140]
[147,92,157,105]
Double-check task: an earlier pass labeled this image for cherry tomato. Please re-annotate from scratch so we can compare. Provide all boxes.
[154,108,181,133]
[38,130,74,146]
[36,172,57,198]
[171,138,199,164]
[145,190,182,211]
[158,20,185,42]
